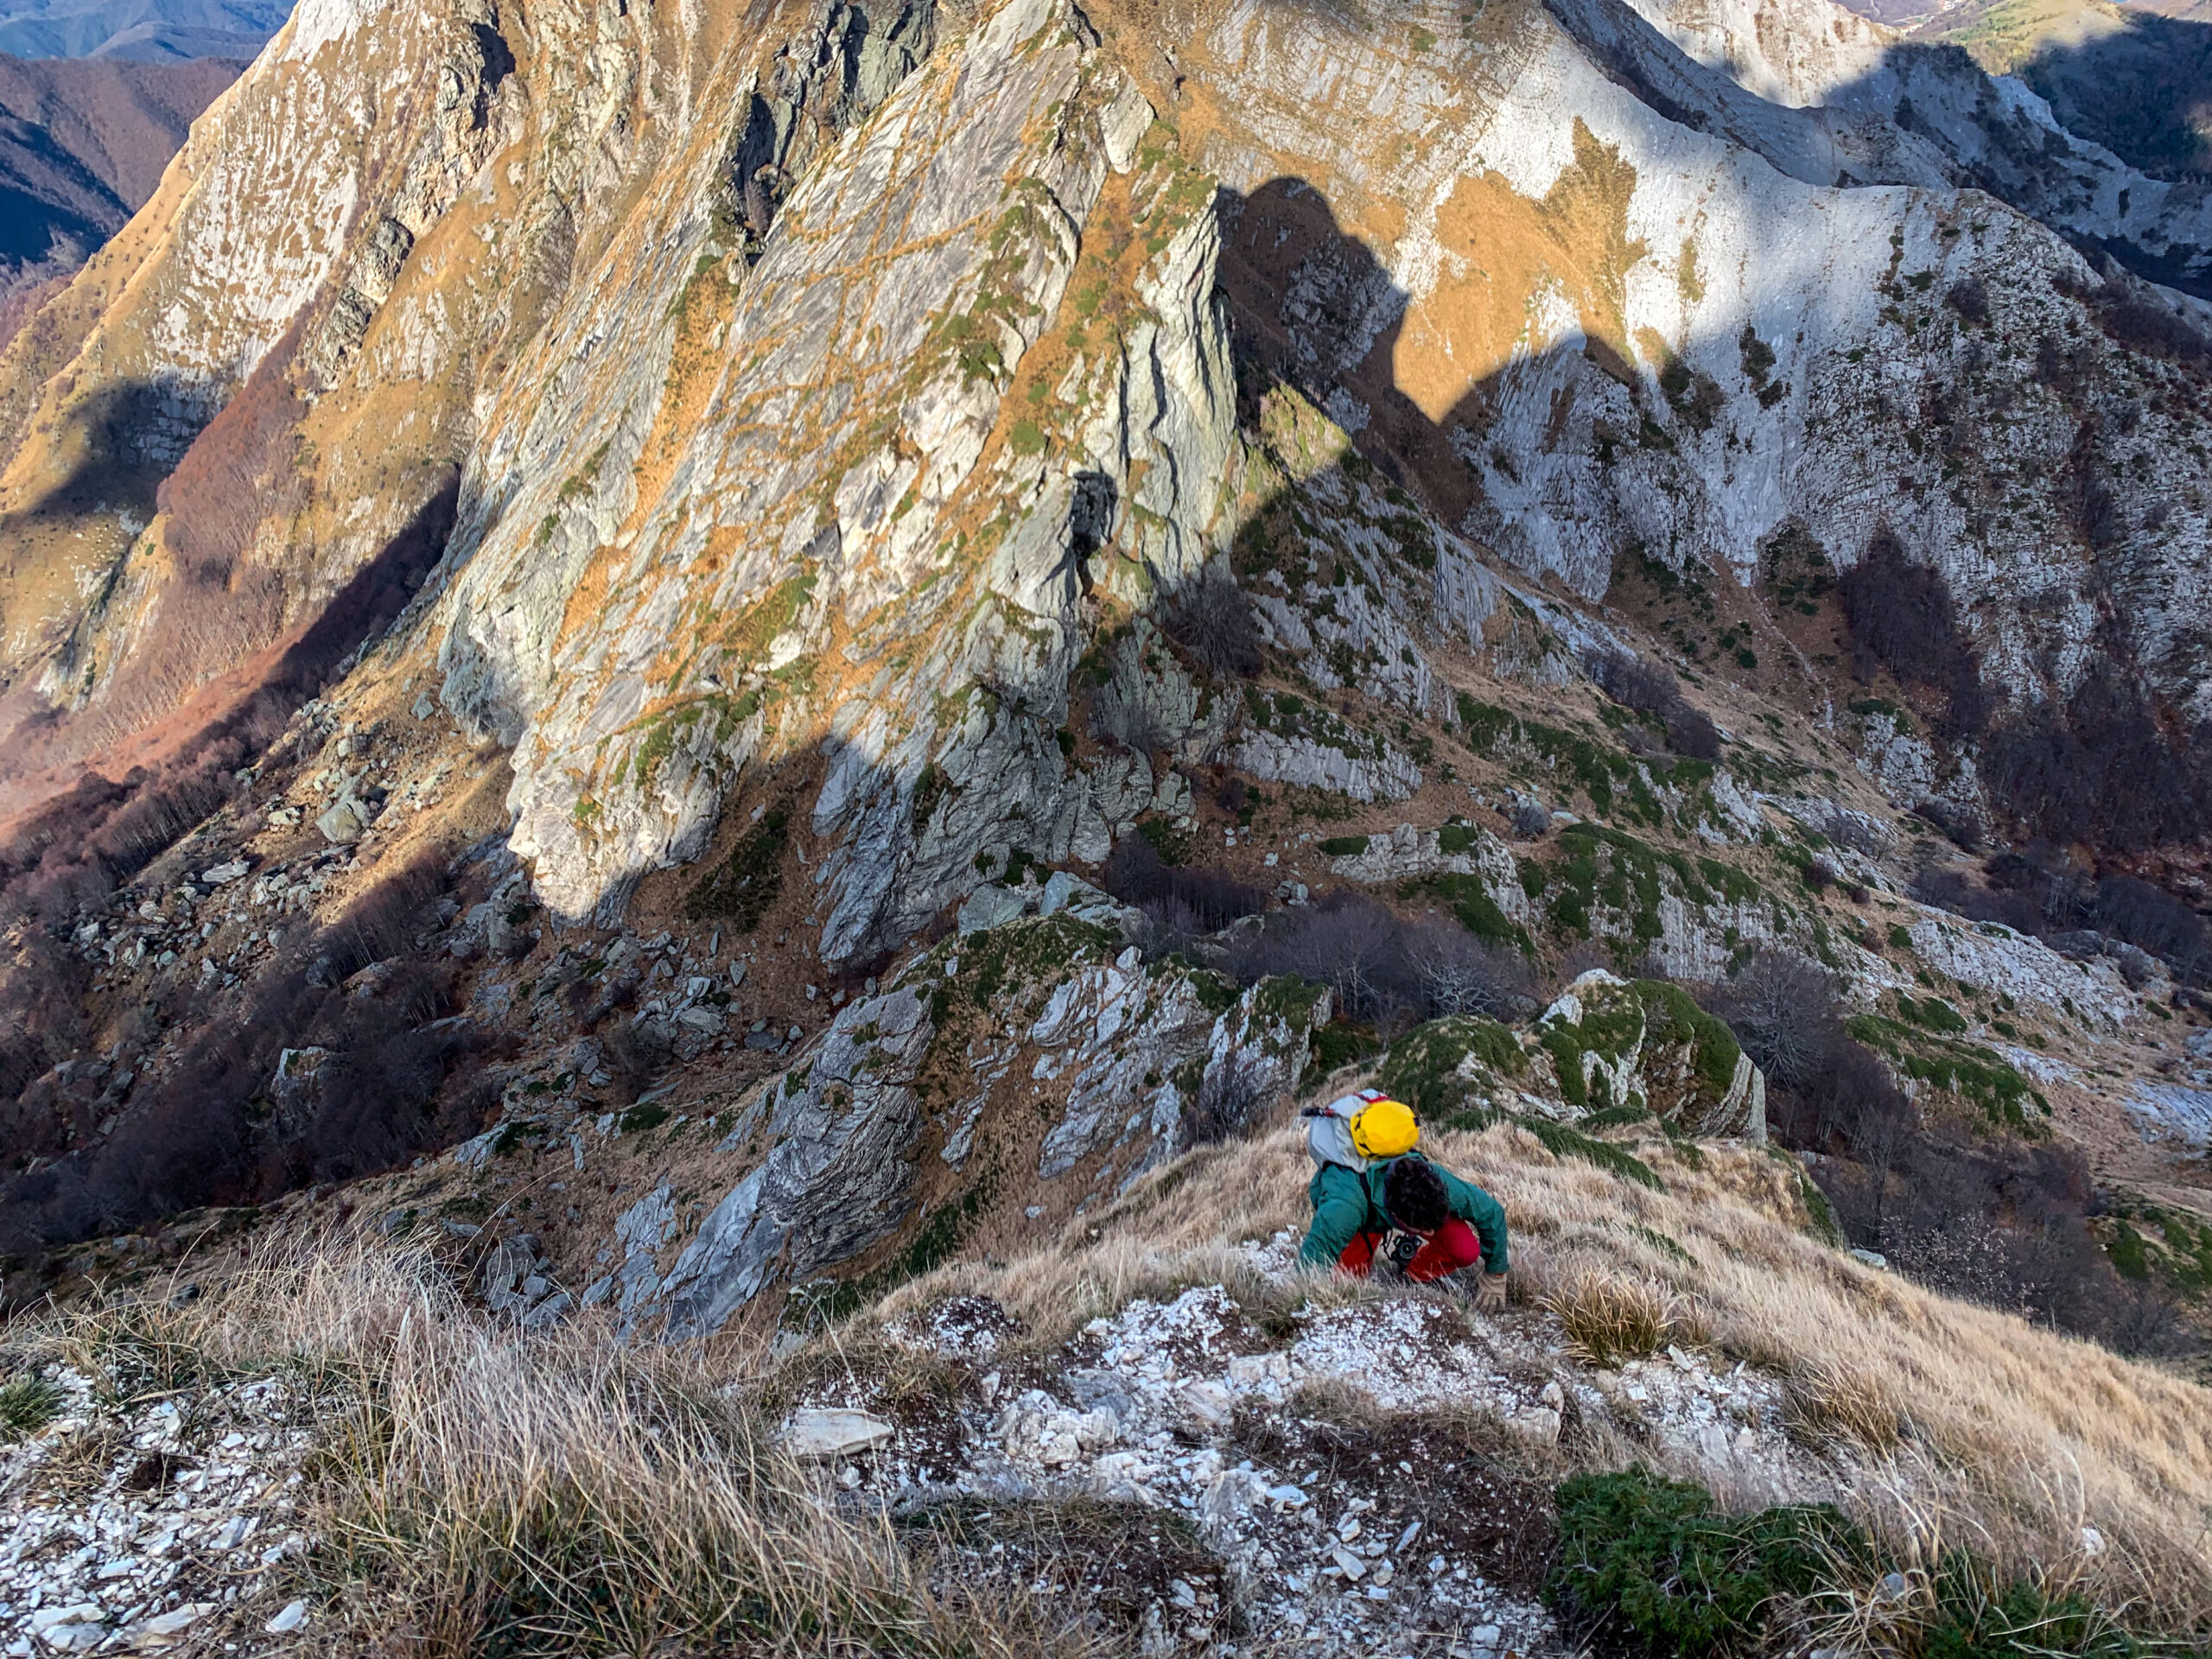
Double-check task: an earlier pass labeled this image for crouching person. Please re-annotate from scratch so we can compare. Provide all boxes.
[1298,1090,1510,1312]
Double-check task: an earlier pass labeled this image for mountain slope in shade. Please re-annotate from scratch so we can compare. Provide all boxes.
[0,0,288,61]
[0,50,240,263]
[1823,0,2212,180]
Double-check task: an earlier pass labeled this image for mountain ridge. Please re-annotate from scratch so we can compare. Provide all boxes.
[0,0,2209,1649]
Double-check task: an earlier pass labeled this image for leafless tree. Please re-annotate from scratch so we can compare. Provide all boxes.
[1230,893,1418,1029]
[1700,949,1837,1091]
[1406,918,1529,1020]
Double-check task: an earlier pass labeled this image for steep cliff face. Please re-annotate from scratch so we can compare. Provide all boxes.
[2,0,2209,925]
[0,0,527,793]
[1141,0,2212,745]
[434,0,1238,953]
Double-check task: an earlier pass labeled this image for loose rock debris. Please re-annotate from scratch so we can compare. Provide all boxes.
[0,1371,315,1654]
[825,1250,1855,1656]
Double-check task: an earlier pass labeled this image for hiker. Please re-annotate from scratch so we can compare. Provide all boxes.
[1298,1090,1510,1311]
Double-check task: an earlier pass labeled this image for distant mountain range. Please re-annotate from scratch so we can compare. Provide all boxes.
[0,0,289,63]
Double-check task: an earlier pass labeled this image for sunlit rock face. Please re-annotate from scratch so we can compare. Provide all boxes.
[2,0,2209,935]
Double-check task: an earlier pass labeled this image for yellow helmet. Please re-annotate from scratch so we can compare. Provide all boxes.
[1350,1096,1420,1160]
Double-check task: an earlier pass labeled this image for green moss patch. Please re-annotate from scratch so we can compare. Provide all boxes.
[1378,1016,1526,1117]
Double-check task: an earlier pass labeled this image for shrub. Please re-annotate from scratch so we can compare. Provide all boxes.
[2090,291,2210,365]
[1586,650,1721,759]
[1914,1554,2152,1659]
[685,807,790,929]
[1700,951,1837,1092]
[1185,1049,1278,1146]
[0,849,481,1254]
[1129,894,1205,962]
[1946,277,1990,326]
[1979,649,2211,856]
[1162,568,1262,679]
[603,1017,674,1105]
[1516,1117,1664,1191]
[1548,1468,1865,1656]
[1557,1471,2165,1659]
[1089,680,1172,755]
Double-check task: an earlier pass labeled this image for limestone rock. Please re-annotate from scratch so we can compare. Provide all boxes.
[957,884,1032,935]
[1039,869,1139,931]
[784,1408,895,1459]
[656,985,935,1338]
[1534,971,1765,1139]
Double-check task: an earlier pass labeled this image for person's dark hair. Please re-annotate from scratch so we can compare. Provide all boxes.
[1383,1156,1450,1233]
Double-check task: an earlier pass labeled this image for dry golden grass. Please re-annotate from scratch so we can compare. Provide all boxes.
[15,1107,2212,1636]
[1542,1268,1695,1367]
[880,1117,2212,1624]
[11,1239,1100,1659]
[1783,1356,1906,1455]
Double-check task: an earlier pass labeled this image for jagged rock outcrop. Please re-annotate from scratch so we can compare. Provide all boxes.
[3,0,2212,953]
[1374,973,1764,1138]
[1182,0,2212,745]
[657,982,935,1338]
[1534,970,1766,1135]
[431,0,1237,947]
[550,912,1339,1336]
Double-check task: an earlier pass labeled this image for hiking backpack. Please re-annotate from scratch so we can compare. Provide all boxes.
[1301,1090,1420,1172]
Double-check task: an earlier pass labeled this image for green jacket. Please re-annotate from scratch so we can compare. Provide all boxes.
[1299,1154,1510,1274]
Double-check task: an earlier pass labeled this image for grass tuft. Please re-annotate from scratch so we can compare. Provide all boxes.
[1542,1268,1698,1366]
[1782,1355,1904,1453]
[0,1371,64,1442]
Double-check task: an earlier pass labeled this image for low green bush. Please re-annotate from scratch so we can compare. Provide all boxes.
[1548,1468,1865,1654]
[1550,1469,2175,1659]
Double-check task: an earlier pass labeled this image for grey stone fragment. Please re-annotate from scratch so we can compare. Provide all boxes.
[958,883,1030,933]
[784,1407,895,1458]
[315,795,369,844]
[1039,869,1140,931]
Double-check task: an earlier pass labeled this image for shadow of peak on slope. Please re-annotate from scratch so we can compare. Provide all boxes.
[1834,21,2212,296]
[1578,0,2212,296]
[1215,167,1696,595]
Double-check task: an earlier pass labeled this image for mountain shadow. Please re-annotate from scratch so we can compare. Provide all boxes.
[1214,168,2212,863]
